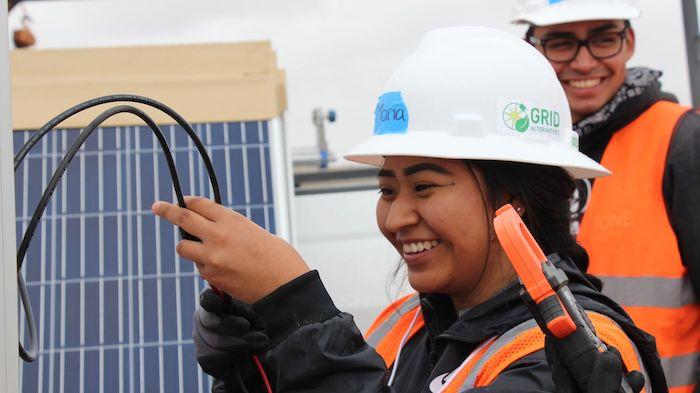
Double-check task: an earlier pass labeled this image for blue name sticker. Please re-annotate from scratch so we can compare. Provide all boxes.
[548,0,563,4]
[373,91,409,135]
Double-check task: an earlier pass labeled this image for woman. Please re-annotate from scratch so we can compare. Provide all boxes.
[152,27,666,392]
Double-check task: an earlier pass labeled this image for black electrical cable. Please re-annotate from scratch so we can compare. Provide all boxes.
[16,105,188,271]
[17,104,191,361]
[13,94,222,205]
[17,273,37,362]
[13,95,223,360]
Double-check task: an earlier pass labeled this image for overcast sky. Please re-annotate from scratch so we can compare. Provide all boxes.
[8,0,693,162]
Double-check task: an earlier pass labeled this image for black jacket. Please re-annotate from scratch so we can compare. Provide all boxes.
[573,81,700,295]
[217,257,667,392]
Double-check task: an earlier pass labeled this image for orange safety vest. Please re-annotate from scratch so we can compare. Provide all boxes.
[365,294,648,392]
[578,101,699,393]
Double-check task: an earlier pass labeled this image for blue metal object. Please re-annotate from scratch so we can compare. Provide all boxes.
[319,150,329,169]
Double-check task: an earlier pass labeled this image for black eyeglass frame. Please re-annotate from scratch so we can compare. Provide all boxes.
[527,21,631,63]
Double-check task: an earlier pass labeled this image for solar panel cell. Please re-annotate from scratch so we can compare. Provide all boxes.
[16,119,278,392]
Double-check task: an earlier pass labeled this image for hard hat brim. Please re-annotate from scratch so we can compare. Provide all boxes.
[512,4,640,26]
[344,132,610,179]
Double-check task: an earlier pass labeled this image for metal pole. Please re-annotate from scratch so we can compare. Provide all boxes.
[0,0,20,391]
[683,0,700,106]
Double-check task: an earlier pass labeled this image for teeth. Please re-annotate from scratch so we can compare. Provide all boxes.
[569,78,602,89]
[402,240,440,255]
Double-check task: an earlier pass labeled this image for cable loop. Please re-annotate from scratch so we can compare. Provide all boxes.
[14,96,221,363]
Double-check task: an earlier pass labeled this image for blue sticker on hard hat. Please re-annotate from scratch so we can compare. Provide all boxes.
[548,0,563,4]
[373,91,409,135]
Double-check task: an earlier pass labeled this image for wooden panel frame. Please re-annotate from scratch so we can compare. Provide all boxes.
[10,42,287,129]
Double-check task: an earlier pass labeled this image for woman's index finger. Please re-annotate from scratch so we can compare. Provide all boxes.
[184,196,230,222]
[151,200,213,239]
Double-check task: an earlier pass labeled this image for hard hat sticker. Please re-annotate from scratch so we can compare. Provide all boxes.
[498,98,562,140]
[373,91,409,135]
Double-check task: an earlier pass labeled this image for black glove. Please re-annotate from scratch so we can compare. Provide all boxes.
[545,335,646,393]
[193,288,269,380]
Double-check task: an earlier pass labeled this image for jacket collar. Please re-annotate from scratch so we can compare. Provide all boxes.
[577,68,678,162]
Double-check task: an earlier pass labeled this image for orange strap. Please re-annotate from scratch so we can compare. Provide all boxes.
[368,302,645,391]
[447,312,645,391]
[588,313,643,376]
[439,338,499,393]
[476,313,643,385]
[365,293,416,338]
[668,386,695,393]
[475,324,546,386]
[372,310,424,367]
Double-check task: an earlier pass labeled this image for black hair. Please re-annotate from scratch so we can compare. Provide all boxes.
[524,25,535,43]
[467,160,590,274]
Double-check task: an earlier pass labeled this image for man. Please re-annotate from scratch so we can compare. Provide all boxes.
[512,1,699,392]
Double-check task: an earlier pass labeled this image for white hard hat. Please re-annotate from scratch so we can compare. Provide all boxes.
[344,26,610,179]
[511,0,640,26]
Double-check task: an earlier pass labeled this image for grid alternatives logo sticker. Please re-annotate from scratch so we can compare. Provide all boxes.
[503,103,530,132]
[498,99,562,137]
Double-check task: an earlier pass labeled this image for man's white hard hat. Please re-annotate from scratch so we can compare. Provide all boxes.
[344,26,610,180]
[511,0,640,26]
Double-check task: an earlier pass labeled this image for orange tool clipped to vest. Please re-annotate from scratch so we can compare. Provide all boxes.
[494,204,635,393]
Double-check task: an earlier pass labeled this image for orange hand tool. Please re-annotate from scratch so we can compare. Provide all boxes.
[494,204,634,393]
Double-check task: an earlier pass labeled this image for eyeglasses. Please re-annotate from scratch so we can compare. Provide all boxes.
[528,27,629,63]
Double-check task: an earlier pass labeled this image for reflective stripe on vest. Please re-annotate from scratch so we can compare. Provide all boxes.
[365,293,423,366]
[366,295,648,392]
[577,101,699,391]
[442,319,542,392]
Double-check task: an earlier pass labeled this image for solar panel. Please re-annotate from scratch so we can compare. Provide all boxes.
[14,119,279,392]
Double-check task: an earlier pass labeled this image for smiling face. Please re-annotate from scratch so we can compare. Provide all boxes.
[532,20,635,123]
[376,156,514,308]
